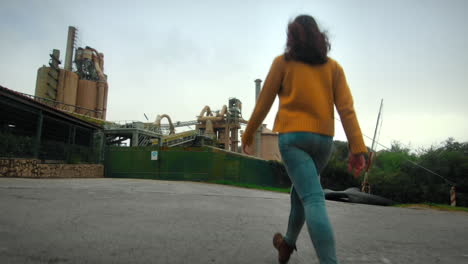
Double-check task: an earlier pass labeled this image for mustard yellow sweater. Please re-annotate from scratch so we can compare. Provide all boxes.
[242,55,367,154]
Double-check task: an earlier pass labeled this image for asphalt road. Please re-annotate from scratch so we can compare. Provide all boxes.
[0,178,467,264]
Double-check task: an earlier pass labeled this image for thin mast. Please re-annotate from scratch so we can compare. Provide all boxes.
[361,98,383,193]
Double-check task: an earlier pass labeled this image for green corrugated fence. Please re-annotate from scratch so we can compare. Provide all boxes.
[104,145,290,188]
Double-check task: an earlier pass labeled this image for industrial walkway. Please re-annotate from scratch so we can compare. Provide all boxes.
[1,178,467,264]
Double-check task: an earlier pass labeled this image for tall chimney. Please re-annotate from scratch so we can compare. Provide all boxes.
[64,26,76,71]
[254,79,262,101]
[254,79,262,157]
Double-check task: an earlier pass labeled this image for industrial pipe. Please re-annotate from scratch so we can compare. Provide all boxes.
[198,105,227,121]
[155,114,175,135]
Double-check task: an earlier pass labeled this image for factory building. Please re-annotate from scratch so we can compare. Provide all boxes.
[35,26,109,120]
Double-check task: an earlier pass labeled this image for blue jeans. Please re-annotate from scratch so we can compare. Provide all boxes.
[279,132,338,264]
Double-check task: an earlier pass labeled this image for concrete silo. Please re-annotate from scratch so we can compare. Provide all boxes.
[56,70,79,112]
[76,80,98,117]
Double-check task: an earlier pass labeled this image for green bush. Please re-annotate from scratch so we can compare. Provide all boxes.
[322,139,468,206]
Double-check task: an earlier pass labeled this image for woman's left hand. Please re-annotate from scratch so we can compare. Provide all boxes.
[348,153,366,178]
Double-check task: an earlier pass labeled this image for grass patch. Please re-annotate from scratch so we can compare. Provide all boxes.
[209,180,291,193]
[395,203,468,212]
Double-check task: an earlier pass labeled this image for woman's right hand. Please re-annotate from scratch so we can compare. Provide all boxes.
[242,143,254,155]
[348,153,366,178]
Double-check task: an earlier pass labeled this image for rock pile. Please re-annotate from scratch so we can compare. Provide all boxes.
[0,158,103,178]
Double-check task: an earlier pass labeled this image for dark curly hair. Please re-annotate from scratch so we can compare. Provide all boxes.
[284,15,330,65]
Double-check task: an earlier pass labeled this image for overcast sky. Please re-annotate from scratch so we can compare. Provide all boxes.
[1,0,467,151]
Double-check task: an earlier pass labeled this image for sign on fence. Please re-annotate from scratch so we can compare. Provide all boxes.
[151,151,158,161]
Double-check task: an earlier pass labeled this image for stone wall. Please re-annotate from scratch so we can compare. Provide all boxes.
[0,158,103,178]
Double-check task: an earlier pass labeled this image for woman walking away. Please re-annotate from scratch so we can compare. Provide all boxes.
[242,15,367,264]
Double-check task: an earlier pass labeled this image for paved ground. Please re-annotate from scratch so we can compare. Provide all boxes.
[0,178,467,264]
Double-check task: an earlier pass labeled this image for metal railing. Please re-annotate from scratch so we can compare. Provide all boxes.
[105,120,200,134]
[18,92,104,119]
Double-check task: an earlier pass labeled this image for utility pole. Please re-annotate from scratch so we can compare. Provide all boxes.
[361,99,383,193]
